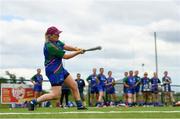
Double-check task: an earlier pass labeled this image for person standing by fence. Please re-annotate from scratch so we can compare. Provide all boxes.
[75,73,86,106]
[56,83,70,107]
[134,70,141,106]
[96,68,107,107]
[162,71,175,105]
[86,68,99,106]
[124,70,136,107]
[141,72,152,106]
[31,68,43,99]
[123,71,128,105]
[151,72,161,106]
[106,71,117,106]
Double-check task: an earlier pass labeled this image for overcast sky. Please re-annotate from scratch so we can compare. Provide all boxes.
[0,0,180,89]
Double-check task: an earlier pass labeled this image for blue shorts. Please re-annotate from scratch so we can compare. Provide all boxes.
[152,87,159,93]
[135,86,140,93]
[125,88,135,94]
[34,84,42,92]
[123,87,127,94]
[97,85,105,92]
[106,87,115,94]
[90,86,98,94]
[46,67,69,86]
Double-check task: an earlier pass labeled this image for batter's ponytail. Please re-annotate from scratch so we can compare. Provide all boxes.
[45,33,51,43]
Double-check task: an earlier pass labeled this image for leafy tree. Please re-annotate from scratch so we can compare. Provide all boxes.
[5,71,17,83]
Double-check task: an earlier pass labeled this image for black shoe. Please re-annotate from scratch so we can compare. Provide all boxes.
[28,101,35,111]
[172,102,176,107]
[77,106,88,110]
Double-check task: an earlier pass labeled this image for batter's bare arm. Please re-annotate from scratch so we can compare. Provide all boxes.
[64,44,82,51]
[63,50,83,59]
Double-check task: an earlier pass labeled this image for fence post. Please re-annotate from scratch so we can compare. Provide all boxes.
[88,84,90,106]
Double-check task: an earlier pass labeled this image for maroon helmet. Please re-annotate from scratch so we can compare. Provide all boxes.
[46,26,62,35]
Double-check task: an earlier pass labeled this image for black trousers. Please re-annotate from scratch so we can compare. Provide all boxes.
[60,89,70,106]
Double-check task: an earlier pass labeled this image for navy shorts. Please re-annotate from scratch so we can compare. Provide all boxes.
[90,86,98,94]
[46,67,70,86]
[97,85,105,92]
[33,84,42,92]
[152,87,159,93]
[135,86,140,93]
[125,88,135,94]
[123,87,127,94]
[106,87,115,94]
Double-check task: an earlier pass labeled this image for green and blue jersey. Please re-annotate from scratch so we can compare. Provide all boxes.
[44,40,65,74]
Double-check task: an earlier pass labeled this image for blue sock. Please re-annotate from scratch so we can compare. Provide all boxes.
[31,99,37,105]
[155,102,158,106]
[76,100,83,107]
[96,102,101,106]
[115,101,119,105]
[128,103,133,107]
[150,102,153,105]
[156,102,159,106]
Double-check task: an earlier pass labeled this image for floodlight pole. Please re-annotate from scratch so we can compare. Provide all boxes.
[154,32,158,76]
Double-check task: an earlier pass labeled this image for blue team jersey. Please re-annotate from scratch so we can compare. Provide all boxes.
[126,76,136,87]
[87,74,98,94]
[97,74,107,86]
[124,76,136,94]
[134,75,141,86]
[87,74,97,87]
[151,77,160,86]
[31,74,43,92]
[141,77,151,91]
[134,75,141,92]
[75,79,85,92]
[106,77,115,94]
[31,74,43,85]
[106,77,114,88]
[151,77,160,92]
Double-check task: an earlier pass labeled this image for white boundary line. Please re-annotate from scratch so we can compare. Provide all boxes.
[110,111,180,113]
[2,118,179,119]
[0,118,180,119]
[0,111,180,115]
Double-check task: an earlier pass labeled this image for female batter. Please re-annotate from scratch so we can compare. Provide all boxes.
[28,26,86,110]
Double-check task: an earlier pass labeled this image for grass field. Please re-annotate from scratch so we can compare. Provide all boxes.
[0,106,180,118]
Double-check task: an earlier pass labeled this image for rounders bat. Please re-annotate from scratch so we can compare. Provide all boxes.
[84,46,102,52]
